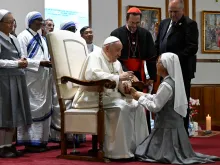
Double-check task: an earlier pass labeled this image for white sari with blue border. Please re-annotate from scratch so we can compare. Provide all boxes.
[16,28,52,146]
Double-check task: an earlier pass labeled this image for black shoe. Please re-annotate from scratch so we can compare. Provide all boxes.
[10,145,24,157]
[0,147,17,158]
[24,146,49,153]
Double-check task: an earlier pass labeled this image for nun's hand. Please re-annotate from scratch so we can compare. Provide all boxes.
[18,59,28,68]
[130,87,144,100]
[40,61,52,67]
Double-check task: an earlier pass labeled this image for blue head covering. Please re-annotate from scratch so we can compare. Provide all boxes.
[60,21,76,30]
[25,11,43,28]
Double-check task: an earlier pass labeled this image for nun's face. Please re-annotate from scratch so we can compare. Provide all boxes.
[156,56,166,76]
[66,26,77,33]
[31,18,43,31]
[0,13,15,34]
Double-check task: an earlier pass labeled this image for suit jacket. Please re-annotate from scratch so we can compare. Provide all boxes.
[110,26,157,80]
[155,16,198,79]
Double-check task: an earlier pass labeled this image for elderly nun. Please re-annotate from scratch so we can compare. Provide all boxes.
[129,52,220,164]
[0,9,32,158]
[17,11,52,153]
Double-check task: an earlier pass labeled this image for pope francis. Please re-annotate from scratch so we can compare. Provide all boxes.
[72,36,148,159]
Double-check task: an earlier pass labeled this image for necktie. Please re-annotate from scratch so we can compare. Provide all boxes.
[160,22,176,53]
[165,21,176,38]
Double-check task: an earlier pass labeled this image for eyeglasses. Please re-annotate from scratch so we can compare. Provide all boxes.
[0,20,16,25]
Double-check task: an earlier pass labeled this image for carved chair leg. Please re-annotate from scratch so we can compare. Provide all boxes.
[97,140,104,160]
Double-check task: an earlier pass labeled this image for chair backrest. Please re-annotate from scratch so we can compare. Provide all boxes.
[47,30,88,99]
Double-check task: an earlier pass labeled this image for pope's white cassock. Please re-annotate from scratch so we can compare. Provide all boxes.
[16,11,52,147]
[73,38,149,159]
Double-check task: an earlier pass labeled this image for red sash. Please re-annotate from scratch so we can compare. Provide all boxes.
[122,59,147,92]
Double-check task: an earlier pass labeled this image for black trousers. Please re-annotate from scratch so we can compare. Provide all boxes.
[183,78,191,136]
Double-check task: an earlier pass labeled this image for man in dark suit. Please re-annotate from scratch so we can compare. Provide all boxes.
[155,0,199,135]
[110,7,157,133]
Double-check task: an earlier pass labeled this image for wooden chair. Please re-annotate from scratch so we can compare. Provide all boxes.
[46,30,116,162]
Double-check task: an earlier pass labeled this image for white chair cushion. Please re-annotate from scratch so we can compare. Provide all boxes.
[64,108,99,134]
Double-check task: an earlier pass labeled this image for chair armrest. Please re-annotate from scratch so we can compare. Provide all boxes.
[61,76,116,89]
[132,81,148,90]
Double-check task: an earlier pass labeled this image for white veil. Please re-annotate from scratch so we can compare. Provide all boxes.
[0,9,10,21]
[161,52,188,117]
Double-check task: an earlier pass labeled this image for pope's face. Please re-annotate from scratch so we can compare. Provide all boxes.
[106,41,123,62]
[126,14,141,33]
[156,56,164,76]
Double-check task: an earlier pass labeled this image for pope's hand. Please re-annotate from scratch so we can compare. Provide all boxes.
[119,71,134,81]
[130,75,139,82]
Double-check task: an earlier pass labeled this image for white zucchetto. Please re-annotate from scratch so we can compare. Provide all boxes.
[103,36,120,46]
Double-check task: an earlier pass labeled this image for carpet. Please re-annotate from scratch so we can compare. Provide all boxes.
[0,135,219,165]
[193,130,220,138]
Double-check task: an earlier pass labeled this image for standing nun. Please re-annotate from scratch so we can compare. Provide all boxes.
[0,9,32,158]
[17,11,52,153]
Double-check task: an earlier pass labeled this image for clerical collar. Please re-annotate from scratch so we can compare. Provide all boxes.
[126,25,138,34]
[87,43,93,53]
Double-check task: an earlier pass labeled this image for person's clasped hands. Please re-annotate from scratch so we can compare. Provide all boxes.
[40,60,52,67]
[18,57,28,68]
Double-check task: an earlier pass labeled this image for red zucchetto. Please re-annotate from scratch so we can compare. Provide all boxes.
[127,7,141,14]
